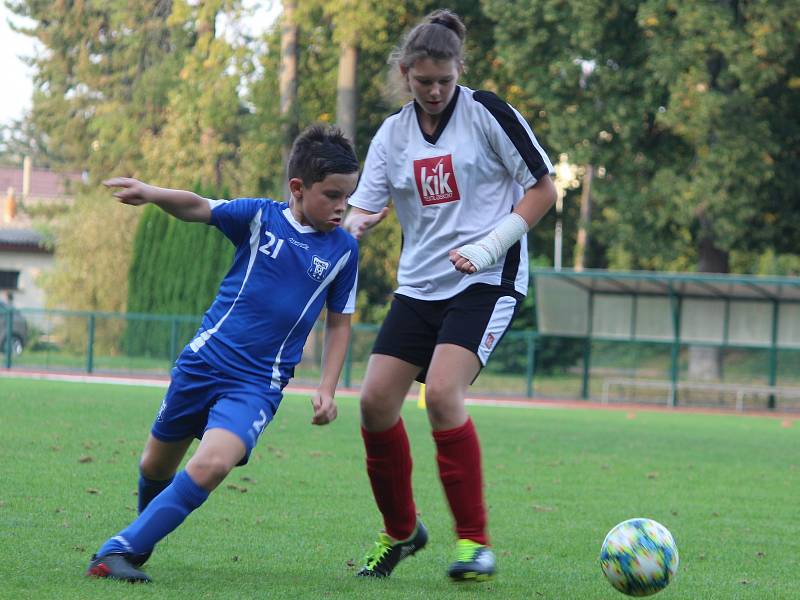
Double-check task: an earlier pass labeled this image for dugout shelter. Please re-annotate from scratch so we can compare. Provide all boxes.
[532,268,800,409]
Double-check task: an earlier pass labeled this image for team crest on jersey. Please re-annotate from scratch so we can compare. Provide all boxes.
[307,255,330,281]
[413,154,461,205]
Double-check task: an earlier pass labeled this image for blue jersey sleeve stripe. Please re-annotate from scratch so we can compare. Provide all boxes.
[343,266,358,313]
[269,250,353,390]
[207,198,229,210]
[190,209,263,352]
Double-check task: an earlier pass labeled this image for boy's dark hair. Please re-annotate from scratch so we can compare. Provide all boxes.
[287,124,359,185]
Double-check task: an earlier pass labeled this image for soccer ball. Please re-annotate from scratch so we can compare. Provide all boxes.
[600,518,679,597]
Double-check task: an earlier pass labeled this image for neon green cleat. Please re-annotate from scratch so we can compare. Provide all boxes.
[357,520,428,578]
[447,539,496,582]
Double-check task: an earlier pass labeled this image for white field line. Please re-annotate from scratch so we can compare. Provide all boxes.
[0,369,559,410]
[2,369,796,418]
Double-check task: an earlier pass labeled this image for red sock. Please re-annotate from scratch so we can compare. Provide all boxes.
[361,418,416,541]
[433,417,488,545]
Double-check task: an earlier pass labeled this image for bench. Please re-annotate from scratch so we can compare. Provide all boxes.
[601,378,800,411]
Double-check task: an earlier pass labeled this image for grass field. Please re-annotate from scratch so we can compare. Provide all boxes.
[1,377,798,599]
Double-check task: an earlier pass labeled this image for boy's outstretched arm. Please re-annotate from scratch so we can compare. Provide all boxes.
[104,177,211,223]
[343,206,390,241]
[310,311,352,425]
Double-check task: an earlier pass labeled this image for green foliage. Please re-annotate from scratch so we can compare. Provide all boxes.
[486,0,800,273]
[38,188,139,353]
[7,0,252,318]
[8,0,800,337]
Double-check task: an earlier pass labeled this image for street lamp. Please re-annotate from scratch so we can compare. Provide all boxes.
[553,154,579,271]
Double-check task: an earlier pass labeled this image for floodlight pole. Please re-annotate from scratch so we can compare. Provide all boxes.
[769,300,779,409]
[554,193,563,271]
[553,154,575,272]
[668,288,681,407]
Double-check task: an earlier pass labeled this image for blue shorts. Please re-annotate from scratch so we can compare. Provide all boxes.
[151,352,282,465]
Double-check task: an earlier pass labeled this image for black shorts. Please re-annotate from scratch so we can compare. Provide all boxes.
[372,283,524,383]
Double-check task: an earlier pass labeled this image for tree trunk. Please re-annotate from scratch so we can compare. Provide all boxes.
[689,214,729,381]
[279,0,299,195]
[573,164,593,271]
[336,42,359,144]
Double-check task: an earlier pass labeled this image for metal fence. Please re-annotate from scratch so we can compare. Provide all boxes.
[1,307,539,397]
[5,307,800,410]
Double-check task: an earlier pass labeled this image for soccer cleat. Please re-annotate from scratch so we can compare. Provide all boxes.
[86,553,152,583]
[447,539,496,582]
[356,520,428,578]
[127,550,152,568]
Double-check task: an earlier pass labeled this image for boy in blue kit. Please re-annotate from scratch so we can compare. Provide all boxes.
[86,125,363,583]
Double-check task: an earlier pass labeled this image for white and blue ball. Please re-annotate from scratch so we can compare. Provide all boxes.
[600,518,679,596]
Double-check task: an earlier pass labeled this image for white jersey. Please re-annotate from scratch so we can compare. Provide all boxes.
[349,85,553,300]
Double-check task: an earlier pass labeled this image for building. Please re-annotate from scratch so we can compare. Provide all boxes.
[0,157,83,309]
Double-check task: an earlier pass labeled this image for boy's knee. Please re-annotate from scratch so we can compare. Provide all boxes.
[186,454,235,491]
[139,454,174,481]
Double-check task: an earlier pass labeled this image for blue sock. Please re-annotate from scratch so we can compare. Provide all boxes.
[97,470,209,556]
[138,470,174,514]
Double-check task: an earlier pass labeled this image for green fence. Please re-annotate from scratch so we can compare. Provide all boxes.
[5,307,799,407]
[0,307,541,396]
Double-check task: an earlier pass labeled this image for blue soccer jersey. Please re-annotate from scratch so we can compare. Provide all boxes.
[183,198,358,390]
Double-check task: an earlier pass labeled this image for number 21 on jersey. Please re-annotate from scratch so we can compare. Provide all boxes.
[259,231,284,259]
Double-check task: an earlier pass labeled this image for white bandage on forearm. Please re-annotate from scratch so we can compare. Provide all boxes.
[457,212,529,272]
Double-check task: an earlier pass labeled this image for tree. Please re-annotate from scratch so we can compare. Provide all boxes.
[39,188,139,352]
[279,0,300,184]
[7,0,255,314]
[487,0,800,378]
[0,117,53,167]
[137,0,249,189]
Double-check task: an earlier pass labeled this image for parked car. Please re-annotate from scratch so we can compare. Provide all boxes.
[0,300,28,356]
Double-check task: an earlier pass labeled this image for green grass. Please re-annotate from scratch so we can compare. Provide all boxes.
[1,377,798,599]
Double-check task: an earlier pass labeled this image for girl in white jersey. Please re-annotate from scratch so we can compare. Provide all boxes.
[346,9,557,582]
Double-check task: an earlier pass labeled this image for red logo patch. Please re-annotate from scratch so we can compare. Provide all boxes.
[413,154,461,205]
[484,333,495,349]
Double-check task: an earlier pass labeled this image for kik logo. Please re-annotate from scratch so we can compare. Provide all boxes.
[413,154,461,205]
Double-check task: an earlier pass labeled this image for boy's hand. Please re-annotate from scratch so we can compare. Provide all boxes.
[311,390,338,425]
[103,177,152,206]
[344,207,390,240]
